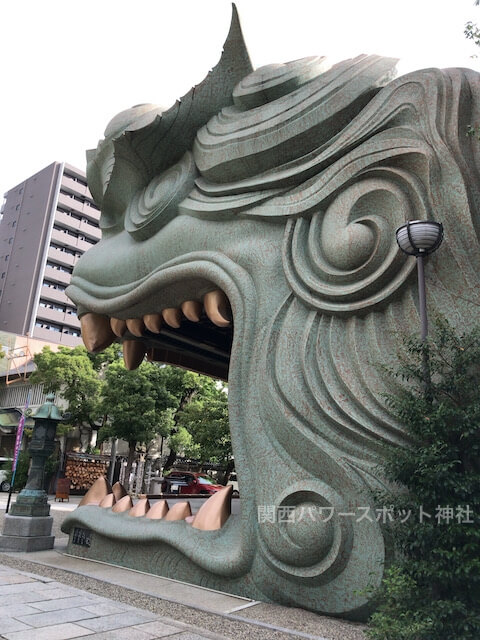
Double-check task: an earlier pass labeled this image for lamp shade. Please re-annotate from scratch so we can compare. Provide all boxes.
[396,220,444,256]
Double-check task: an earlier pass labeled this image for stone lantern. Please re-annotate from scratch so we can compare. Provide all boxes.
[0,394,64,551]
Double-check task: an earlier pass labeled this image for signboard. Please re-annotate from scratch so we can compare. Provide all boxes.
[72,527,92,547]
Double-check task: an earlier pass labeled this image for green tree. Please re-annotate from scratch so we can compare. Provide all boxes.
[177,383,232,479]
[465,1,480,50]
[98,360,175,480]
[30,346,103,431]
[366,319,480,640]
[156,367,231,472]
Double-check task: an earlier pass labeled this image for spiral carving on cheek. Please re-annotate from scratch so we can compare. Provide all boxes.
[125,151,197,240]
[283,177,419,315]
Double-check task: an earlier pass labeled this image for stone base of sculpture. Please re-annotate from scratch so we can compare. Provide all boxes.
[0,514,54,551]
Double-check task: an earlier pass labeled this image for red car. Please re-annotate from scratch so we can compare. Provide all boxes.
[162,471,223,495]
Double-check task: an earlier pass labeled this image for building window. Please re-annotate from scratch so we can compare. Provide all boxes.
[35,321,62,333]
[63,329,80,337]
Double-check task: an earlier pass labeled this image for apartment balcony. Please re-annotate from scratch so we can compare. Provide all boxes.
[36,303,81,327]
[61,175,87,197]
[57,192,84,216]
[50,227,78,250]
[81,203,101,223]
[76,238,96,253]
[64,312,81,329]
[36,305,66,324]
[47,247,76,268]
[40,285,70,305]
[54,210,81,232]
[79,219,101,241]
[32,326,82,347]
[43,265,71,286]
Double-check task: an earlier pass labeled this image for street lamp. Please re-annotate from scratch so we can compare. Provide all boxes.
[396,220,444,341]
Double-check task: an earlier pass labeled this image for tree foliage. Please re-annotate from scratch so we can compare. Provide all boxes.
[177,384,230,468]
[31,346,103,429]
[366,319,480,640]
[29,343,233,477]
[98,361,175,477]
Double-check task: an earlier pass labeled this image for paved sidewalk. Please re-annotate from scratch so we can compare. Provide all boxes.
[0,495,367,640]
[0,565,226,640]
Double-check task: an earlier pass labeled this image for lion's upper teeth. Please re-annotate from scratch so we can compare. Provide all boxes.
[204,290,231,327]
[162,307,182,328]
[123,340,146,370]
[144,313,163,333]
[181,300,202,322]
[126,318,145,337]
[80,313,115,353]
[80,290,232,370]
[110,318,127,337]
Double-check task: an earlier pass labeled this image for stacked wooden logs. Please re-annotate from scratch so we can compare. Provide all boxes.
[65,456,109,492]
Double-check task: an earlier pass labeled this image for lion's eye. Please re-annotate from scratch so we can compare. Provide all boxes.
[125,152,197,241]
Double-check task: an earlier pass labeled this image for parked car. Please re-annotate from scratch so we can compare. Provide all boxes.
[227,473,239,498]
[162,471,223,495]
[0,457,11,492]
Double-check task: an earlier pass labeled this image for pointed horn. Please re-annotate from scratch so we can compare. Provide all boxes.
[146,499,169,520]
[191,485,232,530]
[129,498,151,517]
[112,482,128,502]
[112,495,134,512]
[99,493,116,508]
[164,501,192,521]
[79,476,112,506]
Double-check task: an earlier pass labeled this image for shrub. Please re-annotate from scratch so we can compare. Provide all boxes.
[366,318,480,640]
[10,450,31,491]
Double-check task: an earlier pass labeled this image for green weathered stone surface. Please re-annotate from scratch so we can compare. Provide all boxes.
[9,491,50,517]
[62,7,480,620]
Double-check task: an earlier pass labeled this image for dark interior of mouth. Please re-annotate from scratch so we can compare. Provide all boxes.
[133,313,233,382]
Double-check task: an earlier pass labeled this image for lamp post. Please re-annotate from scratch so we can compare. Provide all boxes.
[9,393,64,517]
[0,394,64,552]
[395,220,444,397]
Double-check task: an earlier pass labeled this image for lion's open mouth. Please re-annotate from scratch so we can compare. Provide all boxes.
[79,286,234,381]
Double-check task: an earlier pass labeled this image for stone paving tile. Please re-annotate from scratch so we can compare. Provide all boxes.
[75,610,158,632]
[16,606,96,628]
[0,590,57,605]
[135,620,228,639]
[0,617,31,633]
[2,622,94,640]
[173,634,227,640]
[132,619,186,637]
[28,595,98,612]
[82,627,159,640]
[29,586,85,600]
[0,603,43,617]
[0,582,40,596]
[0,574,37,585]
[80,601,129,616]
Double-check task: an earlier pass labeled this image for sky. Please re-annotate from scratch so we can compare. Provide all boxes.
[0,0,478,198]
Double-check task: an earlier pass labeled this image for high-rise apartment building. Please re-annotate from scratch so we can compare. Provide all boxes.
[0,162,100,346]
